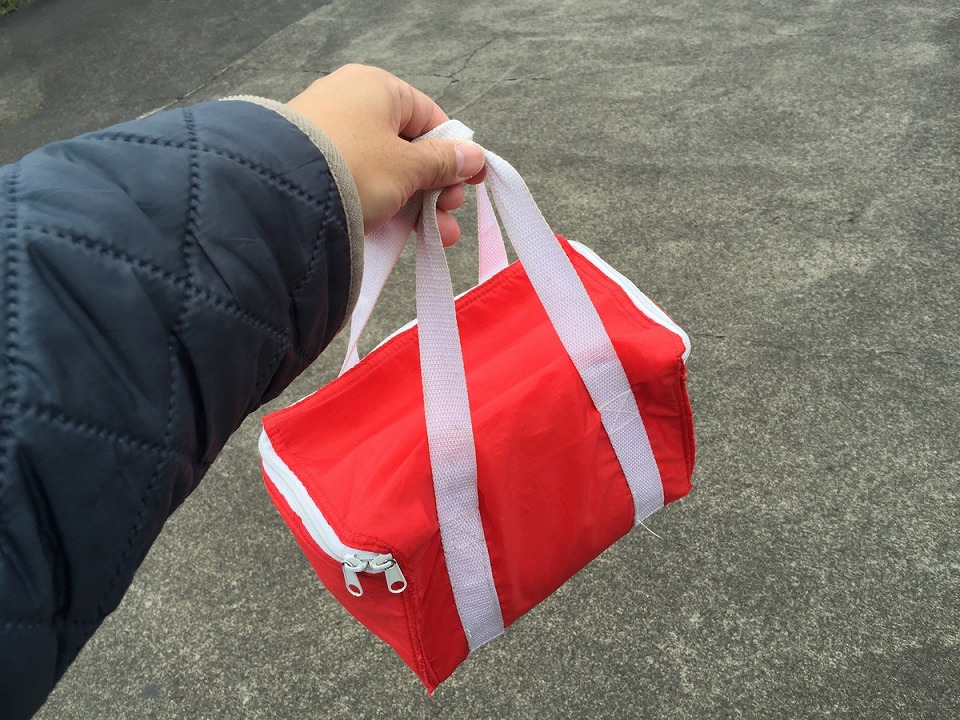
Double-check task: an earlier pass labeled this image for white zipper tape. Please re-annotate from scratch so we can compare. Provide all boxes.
[260,431,369,563]
[259,431,406,597]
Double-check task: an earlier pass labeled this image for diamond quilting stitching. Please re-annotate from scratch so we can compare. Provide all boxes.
[89,131,338,216]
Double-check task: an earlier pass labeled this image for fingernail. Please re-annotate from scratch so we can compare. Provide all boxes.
[455,142,485,182]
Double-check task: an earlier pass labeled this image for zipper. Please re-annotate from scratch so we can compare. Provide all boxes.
[259,431,407,598]
[340,552,407,597]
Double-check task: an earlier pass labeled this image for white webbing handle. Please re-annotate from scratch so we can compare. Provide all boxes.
[415,190,506,650]
[481,152,665,524]
[477,181,508,283]
[339,200,418,373]
[339,124,507,374]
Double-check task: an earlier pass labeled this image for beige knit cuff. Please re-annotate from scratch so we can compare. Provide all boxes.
[220,95,364,324]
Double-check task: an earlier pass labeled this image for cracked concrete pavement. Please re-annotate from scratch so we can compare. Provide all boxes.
[3,0,959,718]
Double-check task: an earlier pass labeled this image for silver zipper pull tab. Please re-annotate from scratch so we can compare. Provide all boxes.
[384,561,408,594]
[370,554,407,594]
[342,555,367,597]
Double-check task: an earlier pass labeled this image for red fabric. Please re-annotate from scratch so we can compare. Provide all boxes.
[263,236,694,690]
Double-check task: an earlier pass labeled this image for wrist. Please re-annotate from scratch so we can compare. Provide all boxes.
[219,95,365,320]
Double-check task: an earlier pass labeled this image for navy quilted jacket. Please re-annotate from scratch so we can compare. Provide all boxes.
[0,99,361,718]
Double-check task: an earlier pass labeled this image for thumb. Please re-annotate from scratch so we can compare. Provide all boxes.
[406,140,486,192]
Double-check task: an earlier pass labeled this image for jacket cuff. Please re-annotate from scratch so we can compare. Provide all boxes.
[220,95,364,322]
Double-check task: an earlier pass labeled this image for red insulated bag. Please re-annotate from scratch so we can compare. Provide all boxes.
[259,121,695,691]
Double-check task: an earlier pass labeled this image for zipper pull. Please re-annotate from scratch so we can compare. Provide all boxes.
[342,555,367,597]
[370,554,408,594]
[384,561,408,594]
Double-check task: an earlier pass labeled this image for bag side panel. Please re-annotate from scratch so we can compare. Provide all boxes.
[265,466,429,684]
[262,338,470,689]
[457,241,694,628]
[447,267,633,627]
[560,241,695,505]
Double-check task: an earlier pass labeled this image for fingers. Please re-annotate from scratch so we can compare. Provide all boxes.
[463,166,488,185]
[432,187,464,247]
[406,139,486,192]
[287,65,485,243]
[437,183,465,212]
[454,143,486,182]
[396,80,450,140]
[436,210,461,248]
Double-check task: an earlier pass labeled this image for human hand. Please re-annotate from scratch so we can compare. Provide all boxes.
[288,64,486,247]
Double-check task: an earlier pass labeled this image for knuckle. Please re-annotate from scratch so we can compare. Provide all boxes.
[429,144,453,188]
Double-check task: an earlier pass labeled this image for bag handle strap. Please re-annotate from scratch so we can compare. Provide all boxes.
[480,151,664,526]
[339,124,507,374]
[415,183,506,651]
[339,199,417,373]
[477,180,509,283]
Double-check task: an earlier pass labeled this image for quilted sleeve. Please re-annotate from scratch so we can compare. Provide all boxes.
[0,100,362,719]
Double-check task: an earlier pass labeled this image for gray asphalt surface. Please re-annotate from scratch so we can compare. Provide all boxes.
[2,1,959,718]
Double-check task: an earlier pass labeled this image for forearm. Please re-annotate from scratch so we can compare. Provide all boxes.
[0,99,361,718]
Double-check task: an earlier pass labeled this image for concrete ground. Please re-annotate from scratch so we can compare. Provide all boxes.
[3,0,959,718]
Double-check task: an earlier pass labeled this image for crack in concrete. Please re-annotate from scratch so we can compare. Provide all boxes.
[136,63,237,119]
[449,37,497,81]
[136,36,547,122]
[694,332,909,358]
[0,101,43,128]
[135,21,314,119]
[433,38,500,107]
